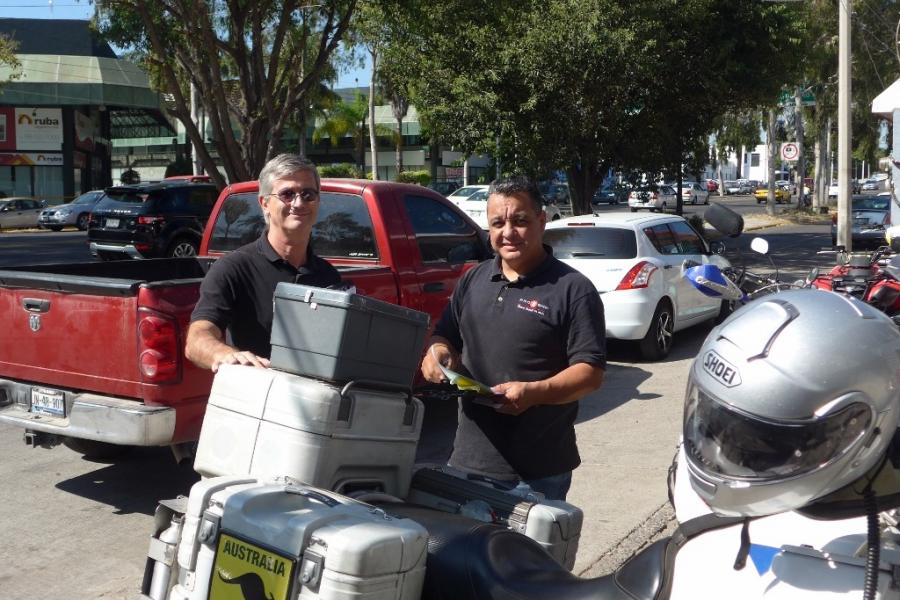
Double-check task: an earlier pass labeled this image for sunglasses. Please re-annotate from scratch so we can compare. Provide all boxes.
[269,188,320,204]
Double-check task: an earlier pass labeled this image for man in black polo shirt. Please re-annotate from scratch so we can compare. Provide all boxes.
[421,176,606,500]
[186,154,341,372]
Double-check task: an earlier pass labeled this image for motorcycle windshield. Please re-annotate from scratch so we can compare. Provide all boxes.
[683,386,871,481]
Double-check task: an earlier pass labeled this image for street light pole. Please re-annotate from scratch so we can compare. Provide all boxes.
[837,0,852,250]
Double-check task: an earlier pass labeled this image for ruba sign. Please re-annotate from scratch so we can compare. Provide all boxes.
[15,108,62,151]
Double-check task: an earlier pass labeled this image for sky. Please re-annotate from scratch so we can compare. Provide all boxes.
[0,0,371,88]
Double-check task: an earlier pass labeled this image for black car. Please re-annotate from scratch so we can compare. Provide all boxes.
[592,184,627,206]
[87,180,219,260]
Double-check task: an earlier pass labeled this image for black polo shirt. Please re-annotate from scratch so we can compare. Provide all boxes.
[433,247,606,480]
[191,234,342,359]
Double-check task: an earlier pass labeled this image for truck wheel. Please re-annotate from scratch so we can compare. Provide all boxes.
[62,437,131,461]
[76,213,89,231]
[167,237,198,257]
[639,301,674,361]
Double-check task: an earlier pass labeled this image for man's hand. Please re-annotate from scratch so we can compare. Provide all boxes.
[210,349,270,373]
[491,381,537,415]
[421,338,460,383]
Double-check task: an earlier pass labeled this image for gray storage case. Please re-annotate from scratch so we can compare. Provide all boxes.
[407,465,583,570]
[269,283,430,387]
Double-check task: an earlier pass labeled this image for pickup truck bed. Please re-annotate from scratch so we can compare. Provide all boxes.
[0,258,402,448]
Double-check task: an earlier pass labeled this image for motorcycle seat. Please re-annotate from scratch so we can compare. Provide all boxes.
[382,503,670,600]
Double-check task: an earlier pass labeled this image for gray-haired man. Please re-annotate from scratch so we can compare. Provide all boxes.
[186,153,341,372]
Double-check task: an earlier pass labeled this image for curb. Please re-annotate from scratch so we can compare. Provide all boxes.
[577,501,677,578]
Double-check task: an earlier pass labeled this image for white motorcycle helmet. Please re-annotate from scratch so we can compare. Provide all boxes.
[684,289,900,517]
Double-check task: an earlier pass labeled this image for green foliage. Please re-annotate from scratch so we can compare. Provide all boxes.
[313,92,397,170]
[318,163,363,178]
[378,0,809,214]
[396,170,431,185]
[0,34,21,86]
[94,0,357,188]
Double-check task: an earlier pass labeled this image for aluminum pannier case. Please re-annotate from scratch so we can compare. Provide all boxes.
[156,476,428,600]
[269,283,429,387]
[406,465,583,570]
[194,365,423,498]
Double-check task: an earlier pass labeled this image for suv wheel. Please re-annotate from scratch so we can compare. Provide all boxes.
[168,237,198,257]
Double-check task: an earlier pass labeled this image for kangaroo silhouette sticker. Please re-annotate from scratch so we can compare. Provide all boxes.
[209,534,294,600]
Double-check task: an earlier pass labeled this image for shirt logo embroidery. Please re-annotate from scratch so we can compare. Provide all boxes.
[517,298,548,317]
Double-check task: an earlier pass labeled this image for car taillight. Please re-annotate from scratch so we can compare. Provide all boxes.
[138,215,165,225]
[138,308,181,384]
[887,213,892,226]
[616,261,657,290]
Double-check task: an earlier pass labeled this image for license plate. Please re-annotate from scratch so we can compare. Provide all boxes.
[209,533,295,600]
[31,387,65,417]
[105,218,119,228]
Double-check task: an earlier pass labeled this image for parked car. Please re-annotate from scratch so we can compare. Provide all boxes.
[830,194,891,248]
[446,184,489,206]
[862,179,881,192]
[675,181,710,205]
[828,181,840,198]
[87,180,219,259]
[724,180,754,195]
[544,213,731,360]
[38,190,105,231]
[0,197,45,230]
[628,185,677,212]
[540,182,571,206]
[457,187,560,229]
[755,185,791,204]
[592,184,627,206]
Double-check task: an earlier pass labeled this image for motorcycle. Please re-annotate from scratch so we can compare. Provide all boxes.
[138,259,900,600]
[808,245,900,325]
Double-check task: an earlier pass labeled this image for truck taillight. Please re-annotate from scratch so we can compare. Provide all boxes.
[138,215,165,225]
[138,308,181,383]
[616,261,657,290]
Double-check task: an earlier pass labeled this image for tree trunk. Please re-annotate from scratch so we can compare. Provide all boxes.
[396,114,404,175]
[368,49,379,180]
[565,163,600,216]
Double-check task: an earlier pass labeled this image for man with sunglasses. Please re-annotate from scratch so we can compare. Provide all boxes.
[186,153,341,372]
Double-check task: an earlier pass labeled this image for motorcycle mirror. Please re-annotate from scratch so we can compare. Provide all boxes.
[750,237,769,255]
[683,263,745,301]
[703,203,744,238]
[804,267,819,286]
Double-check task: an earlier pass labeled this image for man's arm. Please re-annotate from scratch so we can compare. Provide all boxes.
[185,320,270,372]
[492,362,604,415]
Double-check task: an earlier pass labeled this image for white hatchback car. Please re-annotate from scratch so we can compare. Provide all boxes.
[628,185,677,212]
[457,188,561,229]
[446,185,490,206]
[544,213,732,360]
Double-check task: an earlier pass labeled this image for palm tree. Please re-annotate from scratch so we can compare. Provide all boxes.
[314,92,397,174]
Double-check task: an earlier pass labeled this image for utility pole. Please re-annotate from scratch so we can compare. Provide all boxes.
[766,109,777,216]
[795,87,806,207]
[836,0,852,249]
[190,82,203,176]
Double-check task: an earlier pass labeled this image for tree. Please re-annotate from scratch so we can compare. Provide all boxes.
[0,34,21,87]
[313,92,396,173]
[379,0,809,215]
[94,0,357,188]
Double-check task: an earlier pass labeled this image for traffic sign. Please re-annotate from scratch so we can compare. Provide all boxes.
[778,89,815,107]
[780,142,799,162]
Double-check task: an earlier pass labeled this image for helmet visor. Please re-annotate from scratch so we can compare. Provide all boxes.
[684,387,872,481]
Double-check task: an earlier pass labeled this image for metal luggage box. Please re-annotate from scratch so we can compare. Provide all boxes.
[152,476,427,600]
[194,365,423,498]
[269,283,429,387]
[407,465,583,570]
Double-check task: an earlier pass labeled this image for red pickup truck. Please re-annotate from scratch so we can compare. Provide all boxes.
[0,179,489,458]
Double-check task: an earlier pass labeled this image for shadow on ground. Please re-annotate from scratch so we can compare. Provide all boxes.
[56,446,200,515]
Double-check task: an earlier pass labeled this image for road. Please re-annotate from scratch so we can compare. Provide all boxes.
[0,216,835,598]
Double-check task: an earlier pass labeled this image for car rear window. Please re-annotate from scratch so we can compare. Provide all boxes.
[852,196,889,211]
[544,227,637,259]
